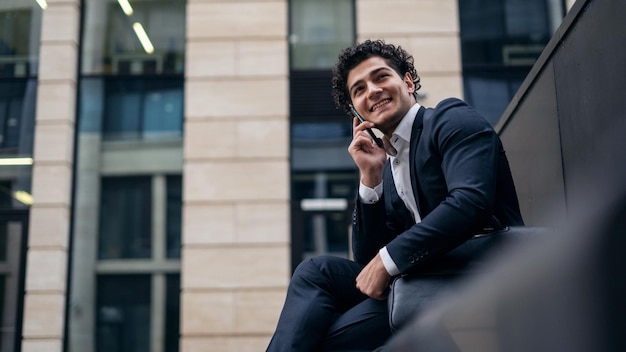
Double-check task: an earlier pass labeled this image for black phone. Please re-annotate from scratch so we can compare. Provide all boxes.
[350,106,384,148]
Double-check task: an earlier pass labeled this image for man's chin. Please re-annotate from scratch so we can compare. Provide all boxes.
[371,110,392,124]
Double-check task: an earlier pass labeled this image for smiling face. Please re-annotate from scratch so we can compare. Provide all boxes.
[347,56,416,136]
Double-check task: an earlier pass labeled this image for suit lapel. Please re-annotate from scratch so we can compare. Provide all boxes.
[409,107,427,216]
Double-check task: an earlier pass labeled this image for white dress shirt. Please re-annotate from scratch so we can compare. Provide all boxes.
[358,103,422,276]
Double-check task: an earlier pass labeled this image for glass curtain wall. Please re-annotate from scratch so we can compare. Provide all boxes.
[0,1,42,351]
[68,1,185,352]
[289,0,357,269]
[459,0,565,125]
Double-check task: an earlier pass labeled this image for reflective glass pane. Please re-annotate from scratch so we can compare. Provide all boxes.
[166,175,181,259]
[0,217,26,352]
[291,122,351,142]
[0,222,6,262]
[82,0,185,75]
[0,3,42,78]
[99,177,152,259]
[70,1,184,350]
[463,72,526,125]
[292,172,357,262]
[0,275,4,347]
[97,275,151,352]
[0,79,36,156]
[143,89,183,135]
[165,274,180,352]
[78,77,183,141]
[301,211,352,259]
[290,0,354,70]
[0,77,39,209]
[459,0,564,125]
[105,83,142,136]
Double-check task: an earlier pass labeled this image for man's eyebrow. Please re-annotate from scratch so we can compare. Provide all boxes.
[348,67,392,95]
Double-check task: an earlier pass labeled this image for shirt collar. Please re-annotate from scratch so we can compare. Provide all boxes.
[389,103,421,150]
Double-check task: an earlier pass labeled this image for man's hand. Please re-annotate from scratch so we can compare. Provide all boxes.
[356,253,392,300]
[348,117,387,188]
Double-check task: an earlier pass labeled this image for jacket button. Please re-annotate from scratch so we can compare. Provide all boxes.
[408,256,415,264]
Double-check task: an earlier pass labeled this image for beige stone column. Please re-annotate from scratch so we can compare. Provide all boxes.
[182,1,290,351]
[356,0,463,107]
[21,1,80,352]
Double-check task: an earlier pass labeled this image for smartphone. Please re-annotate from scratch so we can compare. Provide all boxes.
[350,106,384,148]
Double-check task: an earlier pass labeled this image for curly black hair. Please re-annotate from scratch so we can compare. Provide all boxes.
[331,39,421,114]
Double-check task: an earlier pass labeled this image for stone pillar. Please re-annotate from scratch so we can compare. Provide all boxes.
[356,0,463,107]
[181,1,290,351]
[21,1,81,351]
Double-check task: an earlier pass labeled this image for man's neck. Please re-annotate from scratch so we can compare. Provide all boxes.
[383,102,420,139]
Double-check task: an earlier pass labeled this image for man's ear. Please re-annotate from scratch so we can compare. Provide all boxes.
[404,72,415,93]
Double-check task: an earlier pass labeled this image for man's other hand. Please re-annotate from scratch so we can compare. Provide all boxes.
[356,253,392,300]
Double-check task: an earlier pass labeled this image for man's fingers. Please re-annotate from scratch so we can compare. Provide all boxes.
[356,284,387,300]
[352,117,375,135]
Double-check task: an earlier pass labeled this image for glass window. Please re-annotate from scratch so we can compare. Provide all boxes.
[70,1,184,351]
[82,0,185,75]
[96,275,151,352]
[0,275,5,348]
[78,1,186,144]
[0,222,6,262]
[164,274,180,352]
[78,77,184,141]
[291,172,357,264]
[459,0,564,125]
[0,2,39,349]
[463,71,526,126]
[0,216,27,352]
[291,122,351,142]
[290,0,354,70]
[0,5,40,210]
[0,276,4,325]
[99,176,152,259]
[0,79,36,156]
[0,4,42,78]
[289,0,356,268]
[299,210,354,256]
[102,77,183,141]
[166,175,181,259]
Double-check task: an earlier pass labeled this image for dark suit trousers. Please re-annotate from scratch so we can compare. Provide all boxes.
[266,255,391,352]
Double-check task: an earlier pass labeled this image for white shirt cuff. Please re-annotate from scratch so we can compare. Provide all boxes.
[359,182,383,204]
[379,247,400,276]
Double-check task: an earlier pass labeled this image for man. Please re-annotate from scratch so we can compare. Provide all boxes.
[267,39,524,351]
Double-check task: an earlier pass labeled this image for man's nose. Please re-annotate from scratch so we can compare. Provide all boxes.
[367,82,382,99]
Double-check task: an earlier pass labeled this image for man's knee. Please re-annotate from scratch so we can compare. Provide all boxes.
[293,255,339,278]
[292,255,356,285]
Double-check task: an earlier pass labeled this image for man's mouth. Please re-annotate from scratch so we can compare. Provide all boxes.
[371,98,391,112]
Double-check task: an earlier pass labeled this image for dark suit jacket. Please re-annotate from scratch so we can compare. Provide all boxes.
[352,98,524,275]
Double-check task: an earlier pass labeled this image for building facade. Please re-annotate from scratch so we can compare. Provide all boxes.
[0,0,572,351]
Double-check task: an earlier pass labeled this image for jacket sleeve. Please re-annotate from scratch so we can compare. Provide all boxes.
[351,168,403,266]
[386,99,502,274]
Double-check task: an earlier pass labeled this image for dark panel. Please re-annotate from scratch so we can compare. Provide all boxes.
[498,0,626,225]
[290,70,346,122]
[552,0,626,206]
[499,64,565,226]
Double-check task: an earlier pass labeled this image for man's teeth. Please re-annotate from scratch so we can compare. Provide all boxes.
[372,99,390,111]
